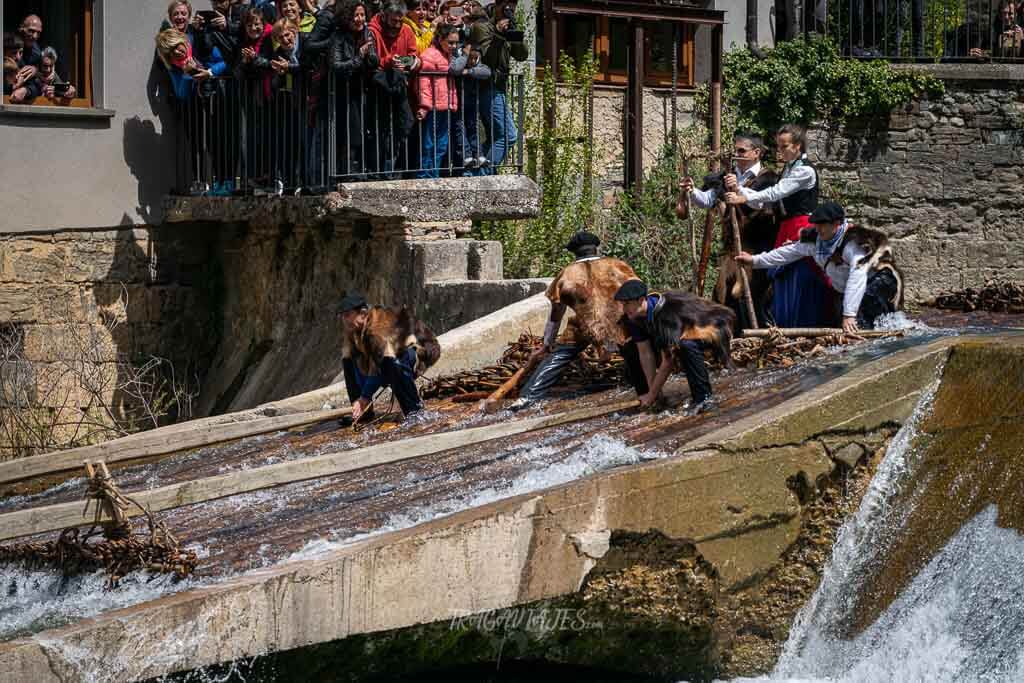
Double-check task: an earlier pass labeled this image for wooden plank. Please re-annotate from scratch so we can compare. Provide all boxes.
[0,408,353,486]
[0,400,639,542]
[741,328,899,339]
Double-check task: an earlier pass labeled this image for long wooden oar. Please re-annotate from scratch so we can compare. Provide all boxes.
[0,408,353,487]
[0,399,640,543]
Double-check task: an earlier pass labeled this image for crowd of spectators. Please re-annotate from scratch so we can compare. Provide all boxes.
[3,14,78,106]
[153,0,527,193]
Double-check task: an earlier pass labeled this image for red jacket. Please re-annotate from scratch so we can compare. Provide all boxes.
[416,46,457,113]
[368,14,418,70]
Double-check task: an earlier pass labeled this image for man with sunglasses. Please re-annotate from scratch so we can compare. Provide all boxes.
[678,131,766,210]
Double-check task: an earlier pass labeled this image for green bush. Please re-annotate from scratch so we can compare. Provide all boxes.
[600,141,718,293]
[697,35,944,138]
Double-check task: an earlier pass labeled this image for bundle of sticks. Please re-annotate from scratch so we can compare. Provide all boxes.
[0,463,197,587]
[724,332,866,369]
[420,334,623,402]
[931,280,1024,314]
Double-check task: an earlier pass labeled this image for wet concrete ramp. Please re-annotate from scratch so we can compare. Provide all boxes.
[0,333,1020,681]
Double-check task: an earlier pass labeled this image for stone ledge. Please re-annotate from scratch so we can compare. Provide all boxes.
[163,176,542,227]
[893,62,1024,83]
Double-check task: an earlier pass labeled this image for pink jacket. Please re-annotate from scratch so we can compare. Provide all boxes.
[416,46,457,113]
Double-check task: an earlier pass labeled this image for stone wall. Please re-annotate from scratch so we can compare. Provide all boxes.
[0,226,220,457]
[809,65,1024,302]
[590,86,697,207]
[196,218,545,415]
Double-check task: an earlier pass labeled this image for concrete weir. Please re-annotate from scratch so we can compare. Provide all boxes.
[0,337,983,681]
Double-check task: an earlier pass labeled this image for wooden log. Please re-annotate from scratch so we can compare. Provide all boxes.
[479,348,547,414]
[728,206,759,330]
[741,328,900,339]
[0,399,640,542]
[0,408,353,487]
[693,208,716,295]
[450,392,492,404]
[479,367,528,414]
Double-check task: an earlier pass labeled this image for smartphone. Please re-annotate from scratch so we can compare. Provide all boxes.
[449,6,465,17]
[197,10,220,22]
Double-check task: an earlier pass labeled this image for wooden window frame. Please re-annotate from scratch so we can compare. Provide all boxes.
[2,0,96,109]
[539,16,696,88]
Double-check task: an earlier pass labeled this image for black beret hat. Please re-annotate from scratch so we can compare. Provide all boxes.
[339,293,368,314]
[614,279,648,301]
[809,201,845,224]
[565,231,601,255]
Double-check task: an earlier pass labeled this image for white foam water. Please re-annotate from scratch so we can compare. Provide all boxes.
[286,434,663,563]
[730,375,1024,683]
[0,566,203,642]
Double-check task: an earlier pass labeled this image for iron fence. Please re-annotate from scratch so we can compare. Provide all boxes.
[799,0,1024,62]
[174,70,526,196]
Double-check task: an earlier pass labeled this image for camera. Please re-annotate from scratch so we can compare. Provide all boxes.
[53,82,72,96]
[197,10,220,22]
[502,4,516,20]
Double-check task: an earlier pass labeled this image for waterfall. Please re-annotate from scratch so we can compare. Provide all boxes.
[744,378,1024,682]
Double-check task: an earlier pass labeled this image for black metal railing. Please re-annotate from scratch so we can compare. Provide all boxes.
[799,0,1024,62]
[174,70,526,196]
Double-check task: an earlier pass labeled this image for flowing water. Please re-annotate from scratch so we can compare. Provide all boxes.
[738,342,1024,683]
[3,319,1021,682]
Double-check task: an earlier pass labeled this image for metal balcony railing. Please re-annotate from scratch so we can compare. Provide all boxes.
[800,0,1024,62]
[173,70,526,196]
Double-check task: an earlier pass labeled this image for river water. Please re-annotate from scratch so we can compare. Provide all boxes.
[739,367,1024,683]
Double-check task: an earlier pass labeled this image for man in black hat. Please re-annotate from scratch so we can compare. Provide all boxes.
[736,201,903,332]
[512,231,638,408]
[615,280,736,415]
[339,292,441,421]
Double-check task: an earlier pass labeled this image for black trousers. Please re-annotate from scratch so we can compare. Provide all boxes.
[342,354,423,416]
[621,339,713,405]
[519,343,586,401]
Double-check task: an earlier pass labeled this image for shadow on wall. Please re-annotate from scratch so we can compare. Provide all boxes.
[120,59,179,226]
[92,226,221,426]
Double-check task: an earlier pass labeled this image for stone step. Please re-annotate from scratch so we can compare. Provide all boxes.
[419,279,551,335]
[411,239,504,284]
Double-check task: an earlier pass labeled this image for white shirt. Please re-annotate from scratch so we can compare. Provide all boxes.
[739,155,816,211]
[751,234,870,318]
[690,162,762,209]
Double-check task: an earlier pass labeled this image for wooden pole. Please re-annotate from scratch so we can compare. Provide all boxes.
[480,350,547,414]
[741,328,901,339]
[693,208,715,295]
[728,206,759,330]
[0,399,640,543]
[0,407,353,487]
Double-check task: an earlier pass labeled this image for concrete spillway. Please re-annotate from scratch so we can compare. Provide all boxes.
[0,328,1021,681]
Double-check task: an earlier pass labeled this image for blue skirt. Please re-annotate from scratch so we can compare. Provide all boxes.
[769,258,833,328]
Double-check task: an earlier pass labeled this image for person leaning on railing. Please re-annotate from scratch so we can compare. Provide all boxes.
[234,7,274,91]
[155,28,221,101]
[416,24,461,178]
[330,0,382,177]
[449,38,490,174]
[967,0,1023,60]
[465,0,525,175]
[369,1,421,176]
